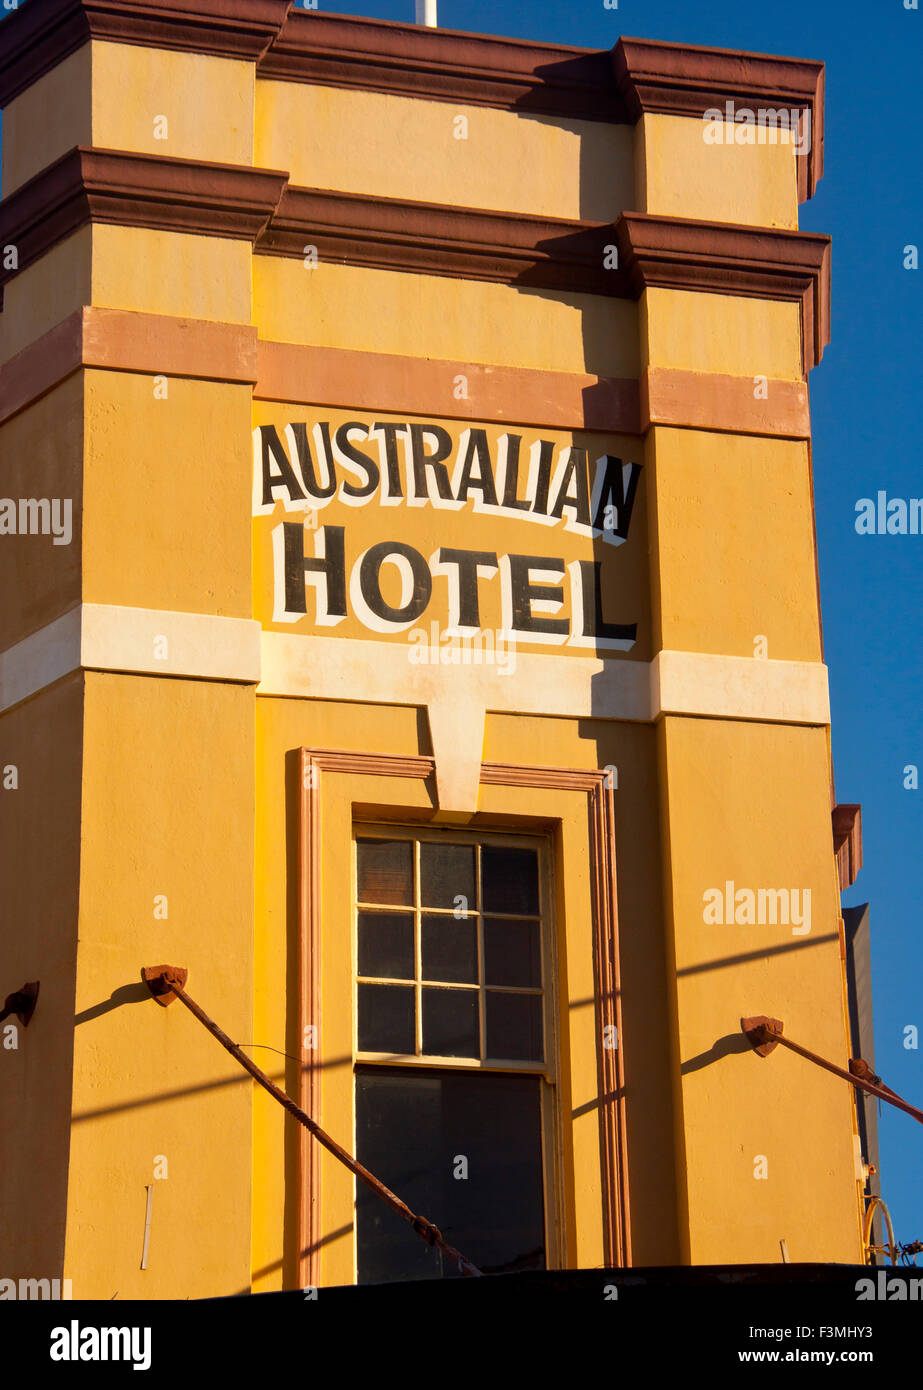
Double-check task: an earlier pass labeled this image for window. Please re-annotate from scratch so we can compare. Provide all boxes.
[353,826,557,1281]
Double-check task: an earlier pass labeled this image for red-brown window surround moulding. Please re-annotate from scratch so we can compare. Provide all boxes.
[0,7,823,202]
[0,147,830,375]
[297,749,630,1285]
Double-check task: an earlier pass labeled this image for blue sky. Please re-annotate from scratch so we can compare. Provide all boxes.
[2,0,920,1257]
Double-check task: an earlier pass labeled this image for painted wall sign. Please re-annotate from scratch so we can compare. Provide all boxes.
[252,408,648,658]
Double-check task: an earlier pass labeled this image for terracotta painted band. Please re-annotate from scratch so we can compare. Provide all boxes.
[0,307,810,440]
[256,339,642,433]
[0,309,259,427]
[642,366,810,439]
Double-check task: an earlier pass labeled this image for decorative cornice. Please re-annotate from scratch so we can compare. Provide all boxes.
[255,184,630,297]
[616,212,831,372]
[0,147,289,292]
[0,0,294,106]
[613,37,824,200]
[0,147,828,375]
[0,10,824,205]
[259,11,624,123]
[259,191,829,371]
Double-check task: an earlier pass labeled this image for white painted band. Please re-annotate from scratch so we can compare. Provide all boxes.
[0,604,262,710]
[259,632,830,727]
[0,608,830,729]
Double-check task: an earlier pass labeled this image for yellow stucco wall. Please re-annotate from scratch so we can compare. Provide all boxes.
[642,289,804,381]
[92,226,254,326]
[91,43,255,168]
[0,231,92,366]
[1,46,93,198]
[648,428,823,662]
[253,257,640,377]
[0,225,251,368]
[67,672,255,1299]
[0,675,82,1283]
[1,42,253,198]
[256,80,632,222]
[659,717,860,1263]
[83,371,253,618]
[636,113,800,230]
[0,375,83,649]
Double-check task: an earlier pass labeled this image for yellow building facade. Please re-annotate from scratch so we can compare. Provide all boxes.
[0,2,867,1298]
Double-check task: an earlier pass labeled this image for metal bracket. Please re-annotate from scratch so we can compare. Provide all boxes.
[141,965,188,1006]
[741,1014,784,1056]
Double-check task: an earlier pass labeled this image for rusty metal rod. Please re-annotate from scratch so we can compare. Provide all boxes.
[743,1018,923,1126]
[775,1033,923,1125]
[148,968,482,1277]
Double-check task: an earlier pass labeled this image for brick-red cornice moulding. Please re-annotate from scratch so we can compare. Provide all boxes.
[0,0,294,103]
[0,147,289,288]
[257,185,632,298]
[612,37,824,196]
[615,212,831,370]
[0,146,830,371]
[260,12,624,123]
[0,7,823,199]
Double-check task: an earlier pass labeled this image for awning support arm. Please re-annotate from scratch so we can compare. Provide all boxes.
[142,965,482,1277]
[741,1015,923,1126]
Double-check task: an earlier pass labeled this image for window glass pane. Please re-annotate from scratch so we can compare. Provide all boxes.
[421,914,477,984]
[357,983,415,1054]
[356,1067,546,1283]
[485,991,543,1062]
[420,842,476,911]
[421,987,479,1058]
[357,838,413,906]
[358,911,414,980]
[481,846,539,916]
[484,917,541,988]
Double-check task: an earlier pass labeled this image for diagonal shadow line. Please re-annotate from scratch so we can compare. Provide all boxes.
[235,1226,356,1296]
[676,933,837,977]
[572,1087,623,1120]
[567,934,835,1004]
[71,1055,354,1122]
